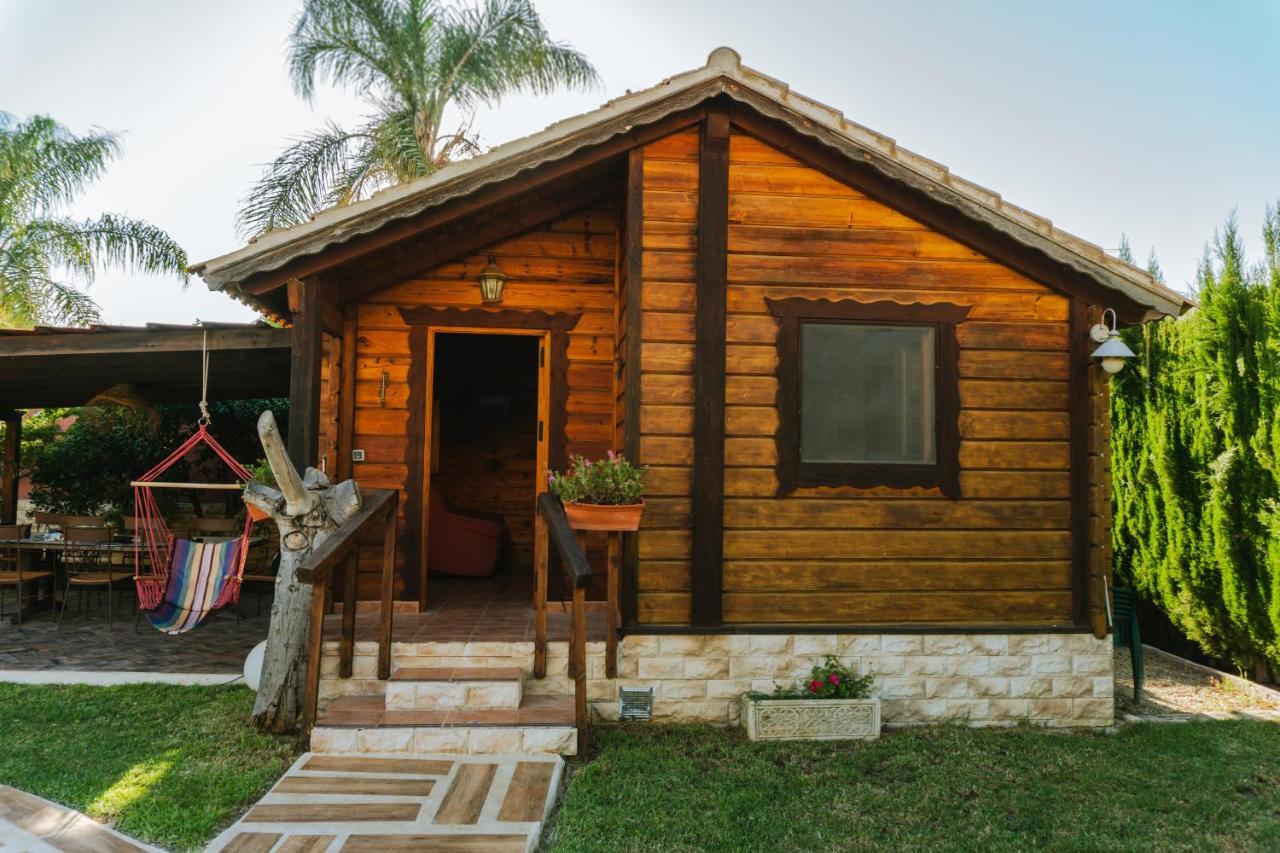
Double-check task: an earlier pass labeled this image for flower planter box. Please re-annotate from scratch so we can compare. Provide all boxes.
[563,500,644,532]
[740,695,881,741]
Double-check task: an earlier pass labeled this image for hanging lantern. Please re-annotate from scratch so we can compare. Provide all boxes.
[1089,308,1136,374]
[477,255,507,304]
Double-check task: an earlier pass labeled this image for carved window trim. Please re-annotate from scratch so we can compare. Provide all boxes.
[765,297,969,497]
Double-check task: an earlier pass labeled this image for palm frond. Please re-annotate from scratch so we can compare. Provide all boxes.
[0,113,121,218]
[289,0,434,106]
[437,0,599,112]
[236,124,374,237]
[40,214,189,282]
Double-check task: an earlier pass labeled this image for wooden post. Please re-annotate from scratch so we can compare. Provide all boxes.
[339,553,357,679]
[691,102,730,627]
[1,411,19,525]
[288,277,325,473]
[572,582,588,754]
[378,497,397,680]
[606,530,620,678]
[302,576,327,732]
[568,531,588,679]
[533,509,549,679]
[336,306,358,483]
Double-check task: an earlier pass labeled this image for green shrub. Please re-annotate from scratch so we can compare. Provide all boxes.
[26,399,287,519]
[1111,208,1280,679]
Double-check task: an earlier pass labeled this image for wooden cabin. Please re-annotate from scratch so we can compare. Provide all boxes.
[194,49,1190,737]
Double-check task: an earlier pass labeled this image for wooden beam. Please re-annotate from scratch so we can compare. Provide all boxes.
[0,327,288,358]
[2,411,19,525]
[288,278,325,472]
[621,148,644,628]
[1069,299,1092,627]
[336,306,358,483]
[691,102,730,628]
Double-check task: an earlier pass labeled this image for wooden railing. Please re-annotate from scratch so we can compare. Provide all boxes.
[300,488,399,730]
[533,493,591,751]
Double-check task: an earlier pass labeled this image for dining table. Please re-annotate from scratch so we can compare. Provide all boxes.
[2,534,265,625]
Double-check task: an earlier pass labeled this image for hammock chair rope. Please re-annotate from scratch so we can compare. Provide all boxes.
[132,329,257,631]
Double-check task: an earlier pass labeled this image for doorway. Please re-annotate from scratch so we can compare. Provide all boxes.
[423,329,549,606]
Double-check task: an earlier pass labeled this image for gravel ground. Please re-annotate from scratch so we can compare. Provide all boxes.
[1114,646,1280,719]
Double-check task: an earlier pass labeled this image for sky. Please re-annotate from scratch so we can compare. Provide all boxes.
[1,0,1278,325]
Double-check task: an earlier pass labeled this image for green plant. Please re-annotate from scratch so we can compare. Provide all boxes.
[0,112,187,324]
[748,655,874,700]
[245,458,278,488]
[27,400,288,518]
[1111,207,1280,681]
[547,452,645,506]
[237,0,599,236]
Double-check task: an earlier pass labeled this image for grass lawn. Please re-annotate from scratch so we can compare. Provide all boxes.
[0,682,301,851]
[545,721,1280,851]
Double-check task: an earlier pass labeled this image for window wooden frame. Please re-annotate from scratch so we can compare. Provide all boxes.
[765,297,970,497]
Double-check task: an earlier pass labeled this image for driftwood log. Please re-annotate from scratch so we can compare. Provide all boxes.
[244,410,361,732]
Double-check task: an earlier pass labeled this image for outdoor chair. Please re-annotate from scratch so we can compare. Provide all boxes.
[0,523,52,631]
[57,525,131,628]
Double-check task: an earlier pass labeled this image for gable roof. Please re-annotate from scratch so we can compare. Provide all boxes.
[194,47,1190,318]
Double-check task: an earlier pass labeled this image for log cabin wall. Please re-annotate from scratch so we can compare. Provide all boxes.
[627,127,1079,627]
[632,129,701,625]
[341,201,620,601]
[715,130,1074,626]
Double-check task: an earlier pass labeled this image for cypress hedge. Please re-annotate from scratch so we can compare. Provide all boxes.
[1111,208,1280,679]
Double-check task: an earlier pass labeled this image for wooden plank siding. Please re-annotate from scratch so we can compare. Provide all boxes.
[336,203,619,600]
[633,129,700,624]
[706,130,1074,626]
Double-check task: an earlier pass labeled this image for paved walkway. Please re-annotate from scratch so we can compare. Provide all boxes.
[208,752,562,852]
[0,598,271,673]
[0,785,159,852]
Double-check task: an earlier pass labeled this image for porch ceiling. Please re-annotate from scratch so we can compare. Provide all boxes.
[0,322,291,410]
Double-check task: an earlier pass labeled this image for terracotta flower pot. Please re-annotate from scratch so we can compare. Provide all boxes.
[244,497,271,523]
[563,500,644,532]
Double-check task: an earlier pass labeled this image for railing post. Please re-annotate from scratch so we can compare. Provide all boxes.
[534,508,549,679]
[377,496,397,681]
[339,552,357,678]
[303,576,327,731]
[568,531,588,679]
[606,530,620,679]
[572,581,587,754]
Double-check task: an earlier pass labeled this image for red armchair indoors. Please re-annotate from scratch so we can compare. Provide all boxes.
[428,481,507,577]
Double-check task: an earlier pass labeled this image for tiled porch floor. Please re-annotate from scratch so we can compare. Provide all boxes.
[1,574,602,673]
[322,576,606,645]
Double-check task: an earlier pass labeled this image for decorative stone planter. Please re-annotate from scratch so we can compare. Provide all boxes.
[740,695,881,741]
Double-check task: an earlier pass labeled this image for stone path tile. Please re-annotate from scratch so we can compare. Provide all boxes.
[207,751,562,853]
[0,784,160,851]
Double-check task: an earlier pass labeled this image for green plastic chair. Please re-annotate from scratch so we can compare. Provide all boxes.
[1111,586,1143,702]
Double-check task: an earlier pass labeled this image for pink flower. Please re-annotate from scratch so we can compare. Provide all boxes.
[828,674,840,685]
[607,450,616,460]
[808,679,822,693]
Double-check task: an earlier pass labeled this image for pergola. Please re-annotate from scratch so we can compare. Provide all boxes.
[0,322,291,523]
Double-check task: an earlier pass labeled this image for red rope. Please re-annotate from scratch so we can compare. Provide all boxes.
[134,424,257,611]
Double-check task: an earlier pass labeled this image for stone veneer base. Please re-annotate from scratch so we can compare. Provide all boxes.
[320,632,1114,730]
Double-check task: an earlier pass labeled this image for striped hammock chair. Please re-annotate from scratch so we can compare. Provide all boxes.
[133,424,255,635]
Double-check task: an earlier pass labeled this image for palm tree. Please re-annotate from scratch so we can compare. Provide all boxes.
[0,113,189,326]
[237,0,600,237]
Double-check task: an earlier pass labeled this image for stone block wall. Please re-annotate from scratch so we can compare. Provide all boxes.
[321,632,1114,728]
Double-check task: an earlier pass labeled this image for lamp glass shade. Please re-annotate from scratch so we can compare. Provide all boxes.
[477,256,506,303]
[1090,333,1135,361]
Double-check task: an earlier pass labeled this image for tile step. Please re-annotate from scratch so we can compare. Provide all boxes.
[320,693,573,728]
[385,667,525,711]
[311,725,578,756]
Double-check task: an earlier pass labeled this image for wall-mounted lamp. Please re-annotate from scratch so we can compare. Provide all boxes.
[477,255,507,304]
[1090,308,1136,374]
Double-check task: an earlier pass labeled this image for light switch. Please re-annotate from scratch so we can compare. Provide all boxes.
[351,449,365,462]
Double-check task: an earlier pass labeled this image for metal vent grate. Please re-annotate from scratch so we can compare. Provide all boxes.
[619,686,653,721]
